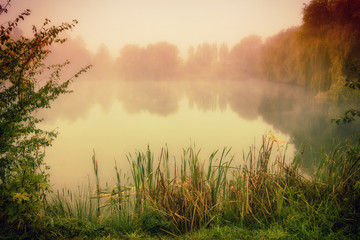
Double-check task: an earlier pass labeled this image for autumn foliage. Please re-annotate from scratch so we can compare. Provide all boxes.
[262,0,360,95]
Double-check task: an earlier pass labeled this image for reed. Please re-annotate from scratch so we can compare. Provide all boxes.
[47,185,97,222]
[118,137,299,233]
[45,135,360,239]
[92,149,101,217]
[127,145,156,215]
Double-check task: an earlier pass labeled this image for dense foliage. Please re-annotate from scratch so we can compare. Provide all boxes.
[262,0,360,94]
[0,0,90,233]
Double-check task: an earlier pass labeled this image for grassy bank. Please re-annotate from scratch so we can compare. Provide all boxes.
[5,135,360,239]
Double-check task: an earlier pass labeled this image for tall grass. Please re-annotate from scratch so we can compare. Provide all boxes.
[45,135,360,238]
[92,149,101,218]
[47,185,97,222]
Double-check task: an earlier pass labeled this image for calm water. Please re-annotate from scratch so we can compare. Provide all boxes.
[39,78,359,188]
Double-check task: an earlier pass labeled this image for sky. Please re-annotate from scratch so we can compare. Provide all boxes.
[3,0,310,58]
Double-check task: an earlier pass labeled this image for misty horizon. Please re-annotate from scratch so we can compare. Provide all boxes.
[3,0,360,188]
[5,0,308,58]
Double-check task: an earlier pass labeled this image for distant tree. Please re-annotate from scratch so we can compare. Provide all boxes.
[0,1,90,232]
[261,29,299,83]
[116,44,143,79]
[302,0,331,29]
[303,0,360,30]
[228,35,262,80]
[144,42,181,80]
[218,42,229,66]
[185,42,219,78]
[215,42,229,77]
[116,42,180,80]
[92,43,114,80]
[261,0,360,93]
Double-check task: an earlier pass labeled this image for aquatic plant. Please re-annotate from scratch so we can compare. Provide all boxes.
[43,135,360,239]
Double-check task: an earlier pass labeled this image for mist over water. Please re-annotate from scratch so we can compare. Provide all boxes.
[3,3,360,238]
[38,73,359,188]
[34,18,360,188]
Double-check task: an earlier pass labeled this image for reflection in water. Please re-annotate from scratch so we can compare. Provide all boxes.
[39,78,360,188]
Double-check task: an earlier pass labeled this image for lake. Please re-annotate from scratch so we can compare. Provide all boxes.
[39,77,359,189]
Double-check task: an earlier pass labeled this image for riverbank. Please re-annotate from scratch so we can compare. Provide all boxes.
[3,135,359,239]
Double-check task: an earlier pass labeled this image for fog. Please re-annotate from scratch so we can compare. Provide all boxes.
[6,0,355,188]
[33,36,360,188]
[6,0,307,58]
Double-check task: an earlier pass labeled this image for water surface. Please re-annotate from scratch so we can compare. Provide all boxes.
[40,78,358,188]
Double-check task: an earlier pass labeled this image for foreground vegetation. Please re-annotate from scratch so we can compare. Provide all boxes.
[1,0,360,239]
[2,135,359,239]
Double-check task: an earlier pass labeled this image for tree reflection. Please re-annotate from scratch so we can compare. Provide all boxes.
[33,25,360,173]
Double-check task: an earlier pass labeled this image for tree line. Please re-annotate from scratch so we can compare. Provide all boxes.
[113,36,262,81]
[262,0,360,95]
[112,0,360,98]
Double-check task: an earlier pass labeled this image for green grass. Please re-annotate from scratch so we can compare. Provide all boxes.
[17,135,360,239]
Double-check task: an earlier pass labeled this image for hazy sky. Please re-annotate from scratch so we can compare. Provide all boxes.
[4,0,310,57]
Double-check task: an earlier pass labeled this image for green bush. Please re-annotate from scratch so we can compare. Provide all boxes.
[0,0,90,234]
[138,206,175,236]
